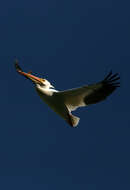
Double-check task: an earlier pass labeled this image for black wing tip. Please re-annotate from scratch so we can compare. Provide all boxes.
[103,70,120,88]
[104,70,113,80]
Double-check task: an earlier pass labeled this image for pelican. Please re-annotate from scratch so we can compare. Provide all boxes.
[15,61,120,127]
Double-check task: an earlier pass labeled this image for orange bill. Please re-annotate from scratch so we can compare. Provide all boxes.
[15,61,44,84]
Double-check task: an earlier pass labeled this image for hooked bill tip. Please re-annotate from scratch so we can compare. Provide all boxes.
[14,60,22,72]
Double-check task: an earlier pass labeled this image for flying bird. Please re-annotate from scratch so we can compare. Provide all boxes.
[15,61,120,127]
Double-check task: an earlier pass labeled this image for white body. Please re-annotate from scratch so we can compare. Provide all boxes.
[35,84,80,127]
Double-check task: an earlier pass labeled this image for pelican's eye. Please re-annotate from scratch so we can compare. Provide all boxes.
[41,78,46,82]
[39,78,46,86]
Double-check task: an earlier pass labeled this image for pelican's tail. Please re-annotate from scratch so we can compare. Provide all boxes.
[68,114,80,127]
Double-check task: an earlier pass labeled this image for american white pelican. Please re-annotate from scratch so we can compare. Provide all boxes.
[15,61,120,127]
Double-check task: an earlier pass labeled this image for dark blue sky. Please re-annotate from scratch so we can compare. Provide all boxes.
[0,0,130,189]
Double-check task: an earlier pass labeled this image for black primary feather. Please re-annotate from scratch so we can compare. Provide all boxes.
[84,71,120,105]
[103,71,120,88]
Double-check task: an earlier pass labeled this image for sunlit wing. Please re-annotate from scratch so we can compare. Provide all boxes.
[58,71,120,111]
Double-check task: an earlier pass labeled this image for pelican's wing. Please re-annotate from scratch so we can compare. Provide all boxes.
[58,71,120,111]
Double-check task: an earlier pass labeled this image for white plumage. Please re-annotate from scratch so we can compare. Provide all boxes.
[15,62,120,127]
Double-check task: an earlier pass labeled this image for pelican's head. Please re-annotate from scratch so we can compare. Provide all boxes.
[27,74,54,89]
[15,62,55,89]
